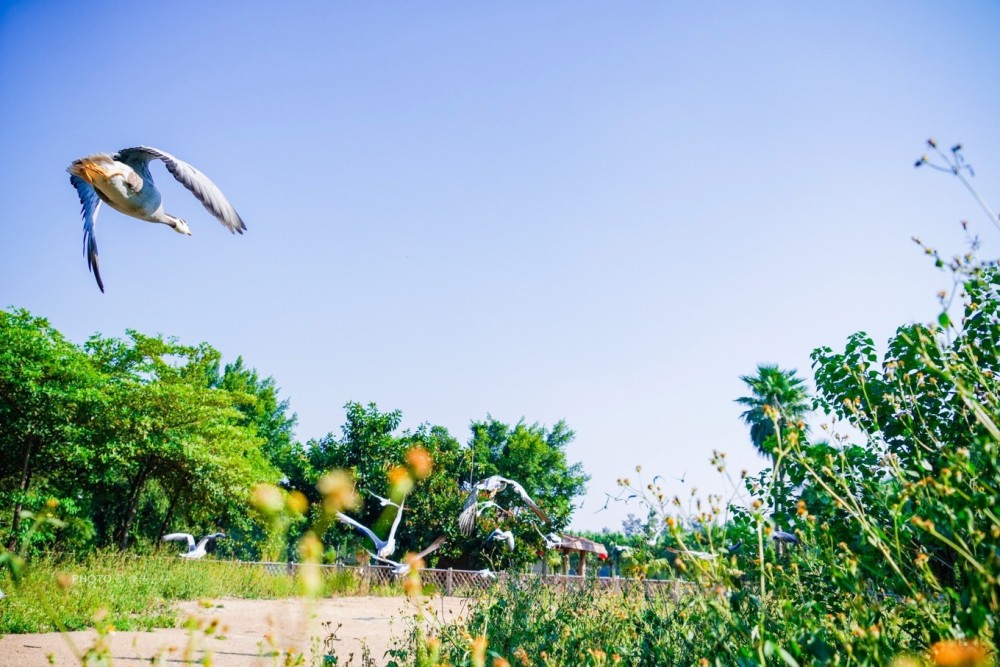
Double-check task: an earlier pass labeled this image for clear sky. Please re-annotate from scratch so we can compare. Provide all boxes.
[1,1,998,532]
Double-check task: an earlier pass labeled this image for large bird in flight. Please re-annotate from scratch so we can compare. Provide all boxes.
[67,146,246,292]
[459,475,549,536]
[336,496,407,559]
[161,532,227,559]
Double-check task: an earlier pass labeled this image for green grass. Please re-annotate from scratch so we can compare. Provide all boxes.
[0,551,400,634]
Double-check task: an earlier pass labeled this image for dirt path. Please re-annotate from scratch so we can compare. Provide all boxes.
[0,595,470,666]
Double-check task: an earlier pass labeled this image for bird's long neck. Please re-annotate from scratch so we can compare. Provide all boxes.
[150,211,190,234]
[388,498,406,539]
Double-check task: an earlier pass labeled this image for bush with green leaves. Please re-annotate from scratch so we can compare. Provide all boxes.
[395,175,998,665]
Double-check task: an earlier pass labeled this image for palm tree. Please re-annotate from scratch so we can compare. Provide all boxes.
[736,364,811,457]
[736,364,811,514]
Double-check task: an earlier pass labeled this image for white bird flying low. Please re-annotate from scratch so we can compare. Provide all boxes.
[460,475,549,536]
[67,146,247,292]
[530,521,562,549]
[162,532,227,559]
[371,536,447,576]
[337,496,406,559]
[487,528,516,551]
[364,489,402,509]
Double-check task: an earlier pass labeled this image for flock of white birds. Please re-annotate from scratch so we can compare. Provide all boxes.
[158,474,556,573]
[66,148,804,578]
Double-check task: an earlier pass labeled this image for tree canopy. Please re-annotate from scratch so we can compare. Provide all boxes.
[0,308,589,569]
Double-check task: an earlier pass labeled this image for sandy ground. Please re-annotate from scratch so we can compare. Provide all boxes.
[0,595,470,666]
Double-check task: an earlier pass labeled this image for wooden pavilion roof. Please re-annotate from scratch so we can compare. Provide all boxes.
[556,534,608,557]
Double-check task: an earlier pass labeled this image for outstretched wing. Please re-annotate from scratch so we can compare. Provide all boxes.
[162,533,195,550]
[336,512,382,548]
[502,478,550,524]
[69,175,104,292]
[385,496,407,542]
[195,533,227,550]
[459,498,480,536]
[412,535,447,561]
[116,146,246,233]
[370,551,401,568]
[364,489,401,508]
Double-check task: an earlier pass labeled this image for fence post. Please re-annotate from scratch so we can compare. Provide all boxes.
[446,567,454,596]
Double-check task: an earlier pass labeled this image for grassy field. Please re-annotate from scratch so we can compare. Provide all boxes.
[0,551,398,634]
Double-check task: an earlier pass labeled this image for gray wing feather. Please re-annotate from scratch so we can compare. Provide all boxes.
[386,497,406,541]
[162,533,195,549]
[370,552,399,567]
[69,175,104,292]
[117,146,247,233]
[336,512,382,548]
[506,479,550,524]
[459,490,480,535]
[413,535,447,561]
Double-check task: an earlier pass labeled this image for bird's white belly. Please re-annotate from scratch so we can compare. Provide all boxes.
[76,159,160,220]
[98,174,160,219]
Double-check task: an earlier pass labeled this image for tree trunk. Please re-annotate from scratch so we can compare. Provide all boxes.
[8,437,37,550]
[156,483,183,539]
[117,464,150,550]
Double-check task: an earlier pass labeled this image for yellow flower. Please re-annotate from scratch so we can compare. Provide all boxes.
[251,483,284,515]
[929,640,989,667]
[471,636,488,667]
[406,446,433,479]
[388,466,415,497]
[287,490,308,515]
[318,471,359,514]
[403,572,422,598]
[298,532,322,562]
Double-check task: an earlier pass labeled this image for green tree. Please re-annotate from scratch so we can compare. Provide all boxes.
[0,309,104,549]
[735,364,811,459]
[809,265,1000,636]
[85,332,279,549]
[212,357,308,492]
[735,364,811,518]
[464,416,589,569]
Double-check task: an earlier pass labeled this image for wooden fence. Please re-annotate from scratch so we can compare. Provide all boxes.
[228,560,695,598]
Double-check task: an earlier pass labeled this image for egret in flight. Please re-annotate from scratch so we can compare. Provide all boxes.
[460,476,549,535]
[530,521,562,549]
[371,536,447,576]
[67,146,246,292]
[487,528,516,551]
[337,496,406,559]
[162,532,227,559]
[364,489,402,509]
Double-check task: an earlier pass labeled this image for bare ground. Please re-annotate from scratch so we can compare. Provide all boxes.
[0,595,470,666]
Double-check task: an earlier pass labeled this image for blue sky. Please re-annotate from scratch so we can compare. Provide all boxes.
[1,1,998,531]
